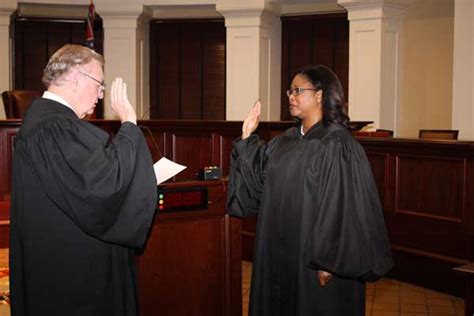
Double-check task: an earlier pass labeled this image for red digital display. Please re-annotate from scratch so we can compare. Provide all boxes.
[157,187,208,212]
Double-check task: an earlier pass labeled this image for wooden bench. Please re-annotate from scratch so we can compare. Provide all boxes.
[454,263,474,316]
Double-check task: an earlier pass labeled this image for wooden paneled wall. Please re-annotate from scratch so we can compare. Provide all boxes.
[11,16,104,117]
[150,20,226,120]
[12,16,104,90]
[281,14,349,120]
[362,139,474,295]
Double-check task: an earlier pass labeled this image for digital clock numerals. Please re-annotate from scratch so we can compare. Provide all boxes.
[167,191,203,207]
[158,190,206,211]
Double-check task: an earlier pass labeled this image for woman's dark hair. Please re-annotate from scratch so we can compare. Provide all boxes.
[291,65,349,128]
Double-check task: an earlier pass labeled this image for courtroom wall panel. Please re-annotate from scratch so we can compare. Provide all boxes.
[150,19,226,120]
[281,14,349,120]
[13,16,104,90]
[11,15,104,117]
[360,138,474,295]
[366,153,391,210]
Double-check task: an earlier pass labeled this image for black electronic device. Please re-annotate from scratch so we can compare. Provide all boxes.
[198,166,221,180]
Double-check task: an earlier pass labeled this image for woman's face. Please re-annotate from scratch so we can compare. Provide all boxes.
[288,74,322,119]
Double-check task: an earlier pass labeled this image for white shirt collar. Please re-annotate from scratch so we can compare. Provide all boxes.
[300,125,305,136]
[42,91,77,115]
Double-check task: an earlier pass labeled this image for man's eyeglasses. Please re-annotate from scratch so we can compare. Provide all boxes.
[79,71,106,92]
[286,87,318,98]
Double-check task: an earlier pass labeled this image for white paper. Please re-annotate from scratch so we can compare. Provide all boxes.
[153,157,187,185]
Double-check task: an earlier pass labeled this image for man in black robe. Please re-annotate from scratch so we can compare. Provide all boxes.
[228,65,393,315]
[9,44,157,315]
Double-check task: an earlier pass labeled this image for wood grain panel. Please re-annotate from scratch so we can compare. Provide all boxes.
[150,20,225,120]
[181,23,202,119]
[395,155,465,221]
[241,216,258,261]
[366,153,389,208]
[228,216,243,316]
[218,131,241,177]
[21,21,48,90]
[202,29,226,120]
[281,14,349,120]
[0,122,20,200]
[6,132,16,199]
[137,217,227,316]
[172,133,214,180]
[155,23,181,119]
[0,201,9,248]
[139,126,165,162]
[13,18,104,90]
[312,19,334,68]
[467,159,474,237]
[12,17,104,116]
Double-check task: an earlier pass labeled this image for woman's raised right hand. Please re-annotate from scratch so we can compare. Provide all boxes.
[242,100,261,139]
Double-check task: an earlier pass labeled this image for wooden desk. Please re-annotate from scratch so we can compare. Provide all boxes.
[136,180,241,316]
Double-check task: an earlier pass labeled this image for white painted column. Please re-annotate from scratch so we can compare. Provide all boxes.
[0,1,17,119]
[95,1,150,119]
[452,0,474,140]
[338,0,410,132]
[217,2,281,121]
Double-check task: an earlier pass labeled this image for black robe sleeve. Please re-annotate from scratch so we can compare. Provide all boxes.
[304,134,394,281]
[23,117,157,248]
[227,134,277,218]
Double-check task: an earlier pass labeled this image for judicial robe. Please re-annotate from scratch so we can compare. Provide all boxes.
[228,122,394,315]
[10,98,158,316]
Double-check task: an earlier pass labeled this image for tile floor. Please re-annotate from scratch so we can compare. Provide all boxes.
[0,250,466,316]
[0,248,9,316]
[241,261,465,316]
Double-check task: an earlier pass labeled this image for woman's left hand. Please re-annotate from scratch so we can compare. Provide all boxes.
[317,270,333,287]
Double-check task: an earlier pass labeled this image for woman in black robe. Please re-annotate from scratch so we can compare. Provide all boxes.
[227,65,394,315]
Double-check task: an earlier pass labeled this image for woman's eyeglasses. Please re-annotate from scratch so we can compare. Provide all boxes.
[286,87,318,98]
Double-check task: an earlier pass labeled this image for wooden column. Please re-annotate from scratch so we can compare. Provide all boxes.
[0,1,17,119]
[338,0,411,132]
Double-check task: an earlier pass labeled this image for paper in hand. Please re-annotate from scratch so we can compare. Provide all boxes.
[153,157,187,185]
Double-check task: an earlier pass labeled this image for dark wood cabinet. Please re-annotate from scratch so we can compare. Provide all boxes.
[150,20,226,120]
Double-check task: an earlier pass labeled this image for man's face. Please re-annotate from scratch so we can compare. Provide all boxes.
[74,60,104,118]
